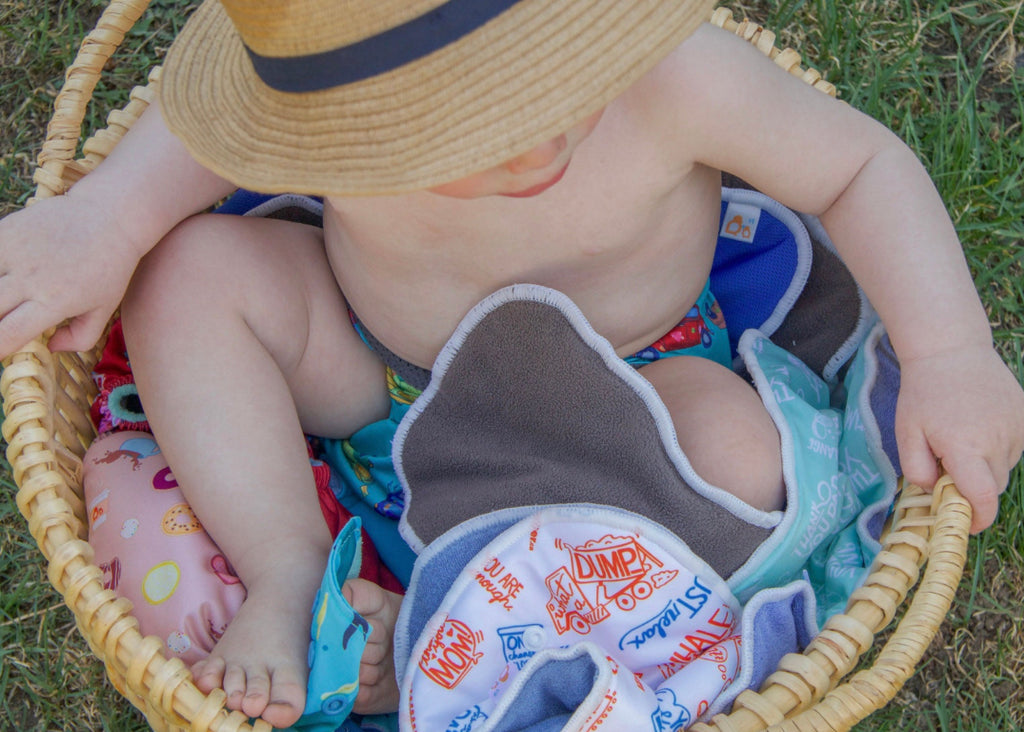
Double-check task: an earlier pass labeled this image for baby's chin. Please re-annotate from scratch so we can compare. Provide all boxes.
[499,163,570,198]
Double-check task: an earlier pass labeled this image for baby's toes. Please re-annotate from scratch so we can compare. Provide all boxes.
[343,578,386,616]
[260,665,308,728]
[240,670,272,720]
[360,633,389,666]
[221,663,251,712]
[359,658,388,687]
[191,656,226,695]
[354,670,400,715]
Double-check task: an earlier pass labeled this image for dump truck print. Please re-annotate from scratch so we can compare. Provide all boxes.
[545,534,675,635]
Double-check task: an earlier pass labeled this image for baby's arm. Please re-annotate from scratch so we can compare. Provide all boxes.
[0,101,236,359]
[660,24,1024,531]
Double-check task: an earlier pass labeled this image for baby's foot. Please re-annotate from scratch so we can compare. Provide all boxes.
[343,578,404,714]
[191,574,320,727]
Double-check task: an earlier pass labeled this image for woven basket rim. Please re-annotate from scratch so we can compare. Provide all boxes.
[1,3,965,731]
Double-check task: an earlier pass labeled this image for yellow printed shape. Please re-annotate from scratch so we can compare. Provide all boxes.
[314,592,329,640]
[321,681,358,701]
[142,561,181,604]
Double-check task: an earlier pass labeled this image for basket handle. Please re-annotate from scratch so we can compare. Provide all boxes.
[769,477,971,730]
[693,477,972,732]
[709,8,836,97]
[32,0,152,200]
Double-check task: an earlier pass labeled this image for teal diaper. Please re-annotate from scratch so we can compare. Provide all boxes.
[624,280,731,369]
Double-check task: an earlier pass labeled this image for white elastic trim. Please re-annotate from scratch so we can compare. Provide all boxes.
[797,212,880,382]
[721,187,814,340]
[852,323,899,553]
[393,284,780,553]
[725,329,801,592]
[241,193,324,219]
[705,578,819,719]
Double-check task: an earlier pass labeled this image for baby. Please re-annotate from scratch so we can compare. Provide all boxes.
[2,0,1023,728]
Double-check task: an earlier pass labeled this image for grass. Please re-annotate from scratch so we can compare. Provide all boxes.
[0,0,190,216]
[1,0,1023,730]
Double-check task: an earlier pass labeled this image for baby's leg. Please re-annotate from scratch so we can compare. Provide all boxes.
[640,356,785,511]
[121,214,390,727]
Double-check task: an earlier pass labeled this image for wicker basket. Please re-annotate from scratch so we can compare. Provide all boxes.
[1,2,973,730]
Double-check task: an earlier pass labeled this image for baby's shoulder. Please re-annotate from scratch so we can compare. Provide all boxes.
[634,23,775,107]
[620,22,845,165]
[615,25,759,147]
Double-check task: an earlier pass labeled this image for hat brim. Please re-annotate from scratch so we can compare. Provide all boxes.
[161,0,716,196]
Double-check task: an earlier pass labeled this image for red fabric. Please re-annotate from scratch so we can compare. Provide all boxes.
[94,319,133,377]
[90,319,152,434]
[312,456,405,595]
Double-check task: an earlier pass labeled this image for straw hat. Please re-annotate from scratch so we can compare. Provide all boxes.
[161,0,717,196]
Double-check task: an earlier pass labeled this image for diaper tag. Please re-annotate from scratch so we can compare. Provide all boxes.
[720,201,762,243]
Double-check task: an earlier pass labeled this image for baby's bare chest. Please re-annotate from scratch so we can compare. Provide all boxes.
[328,168,723,367]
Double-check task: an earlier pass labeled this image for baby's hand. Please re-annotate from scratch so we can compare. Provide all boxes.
[0,191,144,359]
[895,345,1024,533]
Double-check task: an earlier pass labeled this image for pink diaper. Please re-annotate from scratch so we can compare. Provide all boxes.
[83,430,246,665]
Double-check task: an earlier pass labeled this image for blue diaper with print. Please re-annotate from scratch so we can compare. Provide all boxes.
[288,517,368,731]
